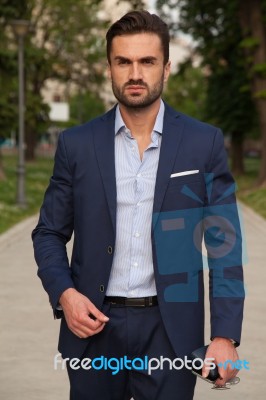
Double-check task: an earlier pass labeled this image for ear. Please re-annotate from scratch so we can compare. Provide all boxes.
[164,60,171,83]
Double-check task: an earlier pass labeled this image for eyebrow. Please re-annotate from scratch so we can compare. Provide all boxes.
[114,56,158,62]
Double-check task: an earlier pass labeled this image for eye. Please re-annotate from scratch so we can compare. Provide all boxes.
[118,59,130,65]
[142,58,155,65]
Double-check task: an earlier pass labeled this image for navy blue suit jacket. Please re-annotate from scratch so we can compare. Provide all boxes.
[32,102,244,359]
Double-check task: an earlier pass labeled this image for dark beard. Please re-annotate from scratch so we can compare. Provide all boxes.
[111,77,164,109]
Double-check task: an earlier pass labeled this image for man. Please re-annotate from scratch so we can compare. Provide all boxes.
[32,10,244,400]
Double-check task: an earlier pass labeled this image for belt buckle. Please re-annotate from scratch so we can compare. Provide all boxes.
[148,296,153,306]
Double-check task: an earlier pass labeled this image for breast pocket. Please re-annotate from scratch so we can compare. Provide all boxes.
[163,174,205,211]
[167,173,202,192]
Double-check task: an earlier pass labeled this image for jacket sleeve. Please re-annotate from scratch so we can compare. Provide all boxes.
[32,132,75,317]
[204,129,245,345]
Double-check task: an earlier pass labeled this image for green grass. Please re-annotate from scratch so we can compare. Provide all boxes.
[0,155,53,234]
[235,158,266,219]
[0,154,265,235]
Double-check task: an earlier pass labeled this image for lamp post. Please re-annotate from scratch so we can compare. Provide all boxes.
[11,20,30,207]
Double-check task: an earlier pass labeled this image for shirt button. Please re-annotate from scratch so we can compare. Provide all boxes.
[107,246,113,254]
[137,173,142,178]
[136,202,141,207]
[134,232,140,238]
[133,262,138,267]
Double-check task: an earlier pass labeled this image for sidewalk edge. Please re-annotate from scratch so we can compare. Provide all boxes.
[0,215,38,251]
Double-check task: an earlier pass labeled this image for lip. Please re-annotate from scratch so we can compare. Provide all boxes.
[126,86,146,91]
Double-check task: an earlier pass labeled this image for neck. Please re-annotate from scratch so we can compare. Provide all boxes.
[118,98,161,138]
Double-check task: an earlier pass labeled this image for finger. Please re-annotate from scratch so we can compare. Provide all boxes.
[216,366,234,386]
[215,377,226,386]
[202,351,215,378]
[86,301,109,323]
[201,363,208,378]
[71,323,105,338]
[73,322,106,339]
[84,323,106,337]
[72,314,105,333]
[78,313,106,331]
[219,361,237,382]
[224,367,238,382]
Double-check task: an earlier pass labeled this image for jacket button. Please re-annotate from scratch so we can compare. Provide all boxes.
[107,246,113,254]
[100,285,105,292]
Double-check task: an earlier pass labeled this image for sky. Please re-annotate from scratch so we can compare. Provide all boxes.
[148,0,156,12]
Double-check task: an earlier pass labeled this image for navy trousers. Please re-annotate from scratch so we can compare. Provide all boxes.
[67,303,196,400]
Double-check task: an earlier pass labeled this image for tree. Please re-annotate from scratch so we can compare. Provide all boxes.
[157,0,257,176]
[0,139,6,180]
[69,91,106,125]
[239,0,266,185]
[27,0,108,160]
[163,61,207,120]
[0,0,23,180]
[1,0,108,161]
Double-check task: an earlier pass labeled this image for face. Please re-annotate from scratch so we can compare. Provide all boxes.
[108,33,170,109]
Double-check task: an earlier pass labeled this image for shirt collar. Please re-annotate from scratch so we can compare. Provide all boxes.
[115,99,165,136]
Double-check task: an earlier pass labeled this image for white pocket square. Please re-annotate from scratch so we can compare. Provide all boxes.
[170,170,199,178]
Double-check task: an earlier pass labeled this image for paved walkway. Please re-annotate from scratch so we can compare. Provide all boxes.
[0,203,265,399]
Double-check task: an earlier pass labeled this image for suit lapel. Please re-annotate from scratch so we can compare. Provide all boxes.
[153,104,185,228]
[92,103,185,233]
[93,107,117,233]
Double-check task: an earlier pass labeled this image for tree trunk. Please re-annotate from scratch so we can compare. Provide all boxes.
[239,0,266,186]
[231,131,245,176]
[0,149,6,181]
[25,127,37,161]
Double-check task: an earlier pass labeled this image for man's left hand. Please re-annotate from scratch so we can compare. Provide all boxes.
[202,337,239,386]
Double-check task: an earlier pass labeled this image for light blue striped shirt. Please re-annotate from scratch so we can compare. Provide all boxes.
[106,100,165,297]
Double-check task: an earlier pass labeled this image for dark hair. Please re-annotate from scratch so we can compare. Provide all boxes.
[106,10,170,65]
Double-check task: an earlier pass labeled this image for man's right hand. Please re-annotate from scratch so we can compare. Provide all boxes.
[59,288,109,338]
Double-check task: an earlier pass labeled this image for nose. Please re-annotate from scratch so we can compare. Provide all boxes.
[129,62,142,80]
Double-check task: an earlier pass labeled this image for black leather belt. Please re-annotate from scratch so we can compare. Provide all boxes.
[104,296,158,307]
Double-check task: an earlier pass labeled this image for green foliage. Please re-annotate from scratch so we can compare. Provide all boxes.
[0,0,108,147]
[0,155,53,233]
[70,91,106,125]
[29,0,108,86]
[157,0,257,136]
[205,52,257,135]
[25,91,50,136]
[0,0,28,19]
[254,89,266,99]
[240,37,260,50]
[252,62,266,76]
[0,3,19,137]
[163,62,207,120]
[236,158,266,219]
